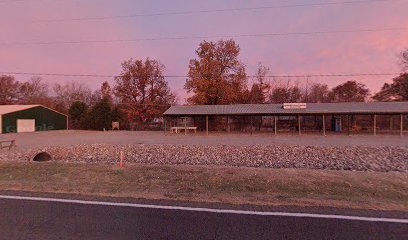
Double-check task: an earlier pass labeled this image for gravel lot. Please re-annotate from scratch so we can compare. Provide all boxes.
[1,130,408,149]
[1,131,407,172]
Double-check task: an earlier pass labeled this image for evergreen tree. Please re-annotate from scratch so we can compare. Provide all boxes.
[68,101,88,129]
[89,97,112,130]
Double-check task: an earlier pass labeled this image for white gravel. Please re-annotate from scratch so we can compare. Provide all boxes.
[1,144,407,173]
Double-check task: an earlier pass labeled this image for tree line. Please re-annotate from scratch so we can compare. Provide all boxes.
[0,59,175,130]
[1,39,407,130]
[185,39,408,104]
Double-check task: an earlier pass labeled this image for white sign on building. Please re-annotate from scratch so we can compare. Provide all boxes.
[282,103,307,109]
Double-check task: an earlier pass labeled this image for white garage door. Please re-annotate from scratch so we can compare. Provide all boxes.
[17,119,36,133]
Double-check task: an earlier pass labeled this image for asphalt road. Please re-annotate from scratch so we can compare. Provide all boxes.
[0,196,407,240]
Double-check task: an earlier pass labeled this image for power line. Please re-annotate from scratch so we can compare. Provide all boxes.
[0,72,117,78]
[35,0,401,22]
[0,71,401,78]
[1,27,407,46]
[0,0,30,3]
[0,0,90,3]
[256,73,400,78]
[0,0,58,3]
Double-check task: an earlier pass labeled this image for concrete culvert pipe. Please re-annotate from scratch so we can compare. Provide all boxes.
[33,152,52,162]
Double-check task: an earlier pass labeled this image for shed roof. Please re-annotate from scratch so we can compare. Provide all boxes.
[0,105,67,116]
[164,102,408,116]
[0,105,41,115]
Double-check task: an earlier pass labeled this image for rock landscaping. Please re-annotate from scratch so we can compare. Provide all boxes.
[1,144,407,172]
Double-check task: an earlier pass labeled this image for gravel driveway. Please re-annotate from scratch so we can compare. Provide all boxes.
[1,130,408,149]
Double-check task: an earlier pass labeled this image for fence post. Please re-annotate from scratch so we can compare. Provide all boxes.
[298,115,301,136]
[206,115,209,136]
[373,114,377,136]
[163,116,166,134]
[401,114,404,137]
[274,116,277,135]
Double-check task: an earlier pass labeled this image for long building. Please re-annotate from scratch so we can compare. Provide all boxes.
[163,102,408,136]
[0,105,68,134]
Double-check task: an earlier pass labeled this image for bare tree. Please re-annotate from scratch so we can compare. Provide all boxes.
[303,83,330,103]
[0,75,20,104]
[101,81,113,103]
[53,81,93,113]
[269,79,302,103]
[249,63,271,104]
[18,77,53,107]
[401,48,408,72]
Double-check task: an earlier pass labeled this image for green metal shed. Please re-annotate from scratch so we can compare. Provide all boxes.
[0,105,68,134]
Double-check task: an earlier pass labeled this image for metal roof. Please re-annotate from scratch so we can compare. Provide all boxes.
[0,105,67,116]
[164,102,408,116]
[0,105,41,115]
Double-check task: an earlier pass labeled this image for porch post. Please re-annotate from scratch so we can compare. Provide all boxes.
[298,115,301,136]
[227,116,230,133]
[206,115,209,136]
[401,114,404,137]
[322,114,326,136]
[184,117,187,135]
[274,116,277,135]
[373,114,377,136]
[169,117,172,133]
[351,115,355,131]
[390,115,393,133]
[250,116,253,136]
[348,115,351,136]
[164,116,166,134]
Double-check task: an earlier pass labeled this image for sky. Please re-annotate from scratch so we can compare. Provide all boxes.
[1,0,407,103]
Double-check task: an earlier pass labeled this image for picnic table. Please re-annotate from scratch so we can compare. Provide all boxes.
[170,127,197,134]
[0,140,16,150]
